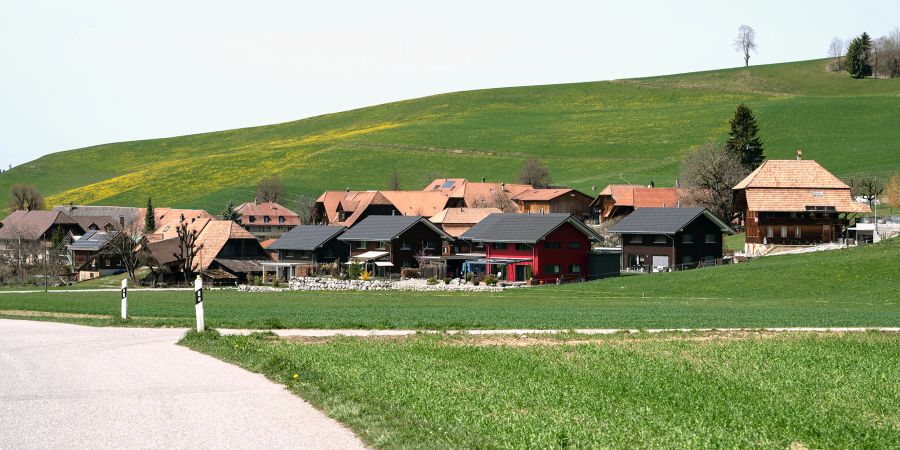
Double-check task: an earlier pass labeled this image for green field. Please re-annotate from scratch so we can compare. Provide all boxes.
[2,238,898,329]
[1,59,898,212]
[181,330,900,448]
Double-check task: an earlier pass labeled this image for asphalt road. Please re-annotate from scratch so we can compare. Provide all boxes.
[0,319,365,449]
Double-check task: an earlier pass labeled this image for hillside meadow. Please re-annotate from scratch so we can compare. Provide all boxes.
[1,59,898,212]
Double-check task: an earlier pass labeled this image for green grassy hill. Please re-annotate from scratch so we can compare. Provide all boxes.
[2,58,898,212]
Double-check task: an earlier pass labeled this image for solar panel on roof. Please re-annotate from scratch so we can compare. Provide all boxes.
[441,180,455,189]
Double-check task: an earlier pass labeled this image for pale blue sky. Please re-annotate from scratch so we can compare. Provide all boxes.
[1,0,897,166]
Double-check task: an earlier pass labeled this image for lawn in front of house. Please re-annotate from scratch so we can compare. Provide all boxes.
[180,330,900,449]
[1,238,898,329]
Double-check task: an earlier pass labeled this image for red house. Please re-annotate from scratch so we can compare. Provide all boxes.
[460,213,603,283]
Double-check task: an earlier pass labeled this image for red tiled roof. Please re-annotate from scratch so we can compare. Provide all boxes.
[193,221,259,271]
[380,191,450,217]
[235,202,300,226]
[429,207,502,237]
[632,188,679,208]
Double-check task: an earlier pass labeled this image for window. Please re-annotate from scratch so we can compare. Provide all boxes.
[355,241,367,250]
[654,235,667,244]
[424,240,436,250]
[568,264,582,274]
[682,256,694,264]
[263,216,271,224]
[400,240,412,250]
[278,216,286,224]
[703,256,716,264]
[780,226,788,238]
[543,242,561,249]
[681,234,694,244]
[629,235,642,244]
[515,243,530,250]
[492,243,507,250]
[795,226,802,238]
[705,234,716,244]
[568,241,583,249]
[248,216,256,223]
[376,241,387,250]
[766,226,774,238]
[544,265,561,274]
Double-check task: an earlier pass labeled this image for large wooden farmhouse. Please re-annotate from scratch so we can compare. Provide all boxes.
[732,158,869,256]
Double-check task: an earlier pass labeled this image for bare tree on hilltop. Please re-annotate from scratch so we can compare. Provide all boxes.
[733,25,757,67]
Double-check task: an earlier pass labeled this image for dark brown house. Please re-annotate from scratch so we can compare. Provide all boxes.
[609,207,734,271]
[268,225,349,264]
[511,188,593,221]
[732,158,869,256]
[337,215,452,273]
[68,230,123,281]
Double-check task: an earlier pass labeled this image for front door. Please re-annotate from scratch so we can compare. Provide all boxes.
[515,265,528,282]
[822,224,833,242]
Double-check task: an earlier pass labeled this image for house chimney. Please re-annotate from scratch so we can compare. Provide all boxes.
[649,180,655,188]
[675,179,679,188]
[481,177,486,183]
[796,149,803,160]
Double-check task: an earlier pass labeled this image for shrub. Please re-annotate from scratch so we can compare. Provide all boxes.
[443,277,452,284]
[484,275,499,286]
[348,263,363,280]
[272,277,281,288]
[401,268,421,279]
[465,272,473,282]
[426,276,438,285]
[360,270,371,281]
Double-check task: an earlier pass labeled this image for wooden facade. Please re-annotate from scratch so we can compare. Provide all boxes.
[345,221,450,272]
[620,215,725,271]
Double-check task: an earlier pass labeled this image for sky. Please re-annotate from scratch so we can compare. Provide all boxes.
[1,0,898,167]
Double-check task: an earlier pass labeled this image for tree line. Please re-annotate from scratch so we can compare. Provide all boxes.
[829,28,900,78]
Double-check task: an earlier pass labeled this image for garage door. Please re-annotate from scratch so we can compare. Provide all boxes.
[652,255,669,269]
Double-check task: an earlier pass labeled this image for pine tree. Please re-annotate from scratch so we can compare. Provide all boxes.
[221,200,241,222]
[144,197,156,234]
[845,32,873,78]
[724,104,765,170]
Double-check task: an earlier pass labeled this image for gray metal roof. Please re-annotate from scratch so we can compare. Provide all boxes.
[608,207,734,234]
[338,215,451,241]
[68,230,116,252]
[460,213,602,243]
[267,225,346,251]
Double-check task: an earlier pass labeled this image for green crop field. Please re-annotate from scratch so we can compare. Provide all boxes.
[180,330,900,448]
[2,238,897,329]
[1,59,898,213]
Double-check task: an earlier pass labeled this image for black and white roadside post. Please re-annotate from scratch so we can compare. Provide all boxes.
[120,278,128,320]
[194,276,204,331]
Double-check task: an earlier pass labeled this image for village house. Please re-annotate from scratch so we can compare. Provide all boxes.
[234,201,300,240]
[732,157,869,256]
[53,205,141,231]
[67,230,123,281]
[0,210,84,257]
[315,191,400,226]
[337,215,453,274]
[609,207,734,272]
[460,213,604,283]
[267,225,349,264]
[424,178,533,211]
[428,207,501,274]
[511,188,593,220]
[589,184,681,223]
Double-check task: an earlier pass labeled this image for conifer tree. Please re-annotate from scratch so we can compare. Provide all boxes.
[724,104,765,170]
[221,200,241,222]
[845,32,873,78]
[144,197,156,234]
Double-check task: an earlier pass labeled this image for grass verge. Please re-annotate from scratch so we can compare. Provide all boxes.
[180,330,900,448]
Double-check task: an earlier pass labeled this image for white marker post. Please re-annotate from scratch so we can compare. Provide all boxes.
[194,277,204,332]
[120,278,128,320]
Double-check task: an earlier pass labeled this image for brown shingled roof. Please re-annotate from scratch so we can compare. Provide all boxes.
[745,188,870,213]
[734,160,849,189]
[0,210,82,240]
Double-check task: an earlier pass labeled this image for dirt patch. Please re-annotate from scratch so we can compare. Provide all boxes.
[0,309,108,319]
